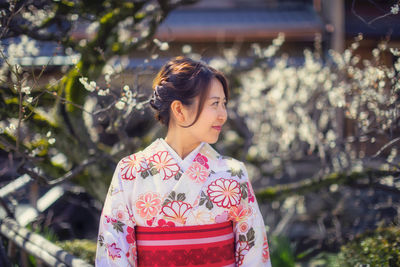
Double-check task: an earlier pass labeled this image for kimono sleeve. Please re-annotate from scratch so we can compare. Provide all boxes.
[234,162,272,267]
[95,161,137,266]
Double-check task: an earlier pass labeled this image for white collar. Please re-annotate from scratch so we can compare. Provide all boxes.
[158,138,205,172]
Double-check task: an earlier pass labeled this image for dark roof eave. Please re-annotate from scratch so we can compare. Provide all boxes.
[155,27,323,42]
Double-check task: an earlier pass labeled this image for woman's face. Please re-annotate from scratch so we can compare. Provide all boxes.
[185,78,228,144]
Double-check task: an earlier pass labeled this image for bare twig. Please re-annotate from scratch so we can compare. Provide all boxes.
[372,137,400,158]
[256,169,400,202]
[352,0,400,26]
[19,157,98,186]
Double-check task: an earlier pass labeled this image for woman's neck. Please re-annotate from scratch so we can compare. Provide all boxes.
[164,127,200,160]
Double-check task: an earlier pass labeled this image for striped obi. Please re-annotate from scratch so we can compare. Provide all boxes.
[136,221,235,267]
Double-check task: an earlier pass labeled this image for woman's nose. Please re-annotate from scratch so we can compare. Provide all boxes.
[218,105,227,122]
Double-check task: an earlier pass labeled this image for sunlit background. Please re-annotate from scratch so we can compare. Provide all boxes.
[1,0,400,266]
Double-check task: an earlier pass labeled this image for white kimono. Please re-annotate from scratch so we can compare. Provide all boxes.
[96,138,271,266]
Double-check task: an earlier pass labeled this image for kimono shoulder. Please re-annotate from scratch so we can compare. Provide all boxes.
[217,154,248,181]
[117,150,150,181]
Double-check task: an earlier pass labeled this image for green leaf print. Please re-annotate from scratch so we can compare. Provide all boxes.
[205,200,213,210]
[241,183,248,200]
[98,235,104,246]
[249,241,255,249]
[174,171,182,180]
[141,170,149,179]
[228,168,244,179]
[246,228,255,243]
[177,193,186,201]
[112,220,125,233]
[150,167,158,175]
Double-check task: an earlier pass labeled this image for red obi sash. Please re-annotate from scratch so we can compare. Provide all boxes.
[136,221,235,267]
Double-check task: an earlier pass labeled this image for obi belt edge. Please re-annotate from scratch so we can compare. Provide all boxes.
[136,221,235,267]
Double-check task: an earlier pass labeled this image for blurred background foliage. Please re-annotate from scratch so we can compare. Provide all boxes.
[0,0,400,266]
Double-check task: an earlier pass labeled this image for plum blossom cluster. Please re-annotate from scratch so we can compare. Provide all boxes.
[227,33,399,172]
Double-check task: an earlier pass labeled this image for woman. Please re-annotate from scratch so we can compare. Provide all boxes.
[95,57,271,266]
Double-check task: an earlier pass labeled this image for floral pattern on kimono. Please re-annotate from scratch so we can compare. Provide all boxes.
[96,138,271,266]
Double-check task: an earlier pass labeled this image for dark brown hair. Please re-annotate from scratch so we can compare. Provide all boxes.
[149,56,229,127]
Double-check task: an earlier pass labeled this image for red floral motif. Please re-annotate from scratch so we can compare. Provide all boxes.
[135,192,162,220]
[126,226,135,244]
[247,182,255,203]
[161,201,192,224]
[107,242,122,260]
[229,203,252,222]
[120,154,148,180]
[157,219,176,227]
[207,179,241,208]
[235,241,250,266]
[238,222,249,233]
[187,162,209,183]
[149,151,180,180]
[194,153,209,169]
[262,234,270,262]
[104,215,117,224]
[146,218,155,226]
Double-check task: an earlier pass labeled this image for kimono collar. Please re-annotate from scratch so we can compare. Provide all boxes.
[158,138,205,172]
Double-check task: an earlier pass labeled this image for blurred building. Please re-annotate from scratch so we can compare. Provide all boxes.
[6,0,400,69]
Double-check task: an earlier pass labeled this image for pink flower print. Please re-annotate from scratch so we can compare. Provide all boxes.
[161,201,192,225]
[238,222,249,233]
[120,154,148,180]
[126,226,135,244]
[262,234,270,262]
[107,242,122,260]
[149,151,180,180]
[194,153,209,169]
[135,192,162,220]
[235,241,250,266]
[187,162,209,183]
[215,211,229,223]
[228,203,251,222]
[207,178,241,208]
[247,182,255,203]
[112,204,127,222]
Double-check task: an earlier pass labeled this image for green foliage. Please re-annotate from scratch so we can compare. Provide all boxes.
[312,227,400,267]
[56,239,97,264]
[270,235,296,267]
[26,224,59,243]
[336,227,400,266]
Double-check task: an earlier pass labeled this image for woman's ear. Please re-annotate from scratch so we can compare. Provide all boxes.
[170,100,186,123]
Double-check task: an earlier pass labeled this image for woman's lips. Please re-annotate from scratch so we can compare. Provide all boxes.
[212,126,222,131]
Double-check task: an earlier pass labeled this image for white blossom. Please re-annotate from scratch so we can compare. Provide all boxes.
[391,4,399,15]
[182,45,192,54]
[115,100,126,110]
[98,89,110,96]
[79,77,96,92]
[21,86,31,95]
[48,138,56,145]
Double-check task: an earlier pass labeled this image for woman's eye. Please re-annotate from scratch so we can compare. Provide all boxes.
[213,101,219,106]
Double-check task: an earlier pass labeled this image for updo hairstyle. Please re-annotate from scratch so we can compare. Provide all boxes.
[150,56,229,127]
